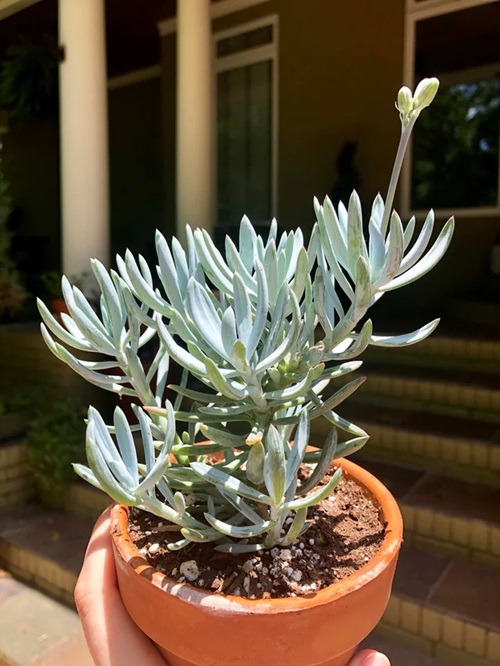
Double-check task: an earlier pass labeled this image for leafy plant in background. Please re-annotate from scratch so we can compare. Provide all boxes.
[40,270,63,300]
[38,79,453,553]
[41,270,94,300]
[0,172,26,318]
[0,386,32,417]
[26,399,86,504]
[412,78,500,209]
[0,36,58,122]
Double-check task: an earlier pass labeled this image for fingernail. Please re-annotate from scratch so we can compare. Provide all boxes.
[361,653,389,666]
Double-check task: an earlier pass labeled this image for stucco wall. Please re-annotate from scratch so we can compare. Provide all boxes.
[212,0,405,231]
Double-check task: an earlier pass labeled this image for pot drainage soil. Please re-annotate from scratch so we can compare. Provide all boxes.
[128,467,385,600]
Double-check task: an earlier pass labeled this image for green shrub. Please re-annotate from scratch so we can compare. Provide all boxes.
[26,399,86,505]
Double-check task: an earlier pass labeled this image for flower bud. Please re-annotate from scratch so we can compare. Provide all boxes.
[413,77,439,111]
[396,86,413,114]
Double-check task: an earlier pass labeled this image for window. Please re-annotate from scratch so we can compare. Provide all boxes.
[403,0,500,216]
[215,17,277,230]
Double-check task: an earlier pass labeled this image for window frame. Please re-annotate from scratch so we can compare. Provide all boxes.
[214,15,279,223]
[402,0,500,218]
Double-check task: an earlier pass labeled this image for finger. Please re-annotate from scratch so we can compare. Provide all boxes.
[75,507,167,666]
[349,649,391,666]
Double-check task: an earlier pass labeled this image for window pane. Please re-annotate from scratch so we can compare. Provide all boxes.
[217,26,273,58]
[217,60,272,227]
[411,78,500,210]
[411,2,500,210]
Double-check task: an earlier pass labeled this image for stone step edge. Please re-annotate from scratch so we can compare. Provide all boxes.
[349,391,500,427]
[357,374,500,415]
[368,335,500,363]
[356,447,500,491]
[0,536,76,607]
[363,351,500,380]
[312,416,500,484]
[399,503,500,570]
[382,592,500,664]
[357,420,500,476]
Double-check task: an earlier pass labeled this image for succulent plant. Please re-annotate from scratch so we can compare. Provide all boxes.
[38,79,453,553]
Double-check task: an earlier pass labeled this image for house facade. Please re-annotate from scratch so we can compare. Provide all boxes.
[0,0,499,323]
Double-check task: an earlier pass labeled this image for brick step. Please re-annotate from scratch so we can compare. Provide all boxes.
[0,436,108,519]
[316,402,500,486]
[381,543,500,665]
[349,365,500,424]
[65,482,109,521]
[357,460,500,569]
[0,440,34,511]
[363,333,500,375]
[0,506,94,606]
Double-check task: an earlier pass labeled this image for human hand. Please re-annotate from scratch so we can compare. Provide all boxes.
[75,508,167,665]
[76,509,390,666]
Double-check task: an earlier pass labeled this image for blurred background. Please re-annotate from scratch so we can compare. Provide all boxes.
[0,1,498,665]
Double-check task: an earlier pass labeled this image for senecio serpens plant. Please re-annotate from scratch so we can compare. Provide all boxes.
[39,79,453,555]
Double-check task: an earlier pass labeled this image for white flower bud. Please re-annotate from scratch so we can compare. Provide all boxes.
[413,78,440,111]
[396,86,413,114]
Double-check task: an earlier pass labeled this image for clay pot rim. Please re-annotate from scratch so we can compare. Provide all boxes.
[110,457,402,616]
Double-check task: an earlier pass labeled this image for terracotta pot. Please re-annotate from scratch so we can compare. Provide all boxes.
[110,458,403,666]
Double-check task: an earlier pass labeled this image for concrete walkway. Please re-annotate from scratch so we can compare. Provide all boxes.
[0,570,91,666]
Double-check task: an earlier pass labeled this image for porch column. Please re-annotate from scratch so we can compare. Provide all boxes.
[59,0,109,275]
[176,0,215,242]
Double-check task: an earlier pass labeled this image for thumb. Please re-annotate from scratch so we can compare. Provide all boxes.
[349,650,391,666]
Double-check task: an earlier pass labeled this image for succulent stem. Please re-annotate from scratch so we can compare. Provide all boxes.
[380,116,416,237]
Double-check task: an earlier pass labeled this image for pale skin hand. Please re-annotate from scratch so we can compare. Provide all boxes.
[76,510,390,666]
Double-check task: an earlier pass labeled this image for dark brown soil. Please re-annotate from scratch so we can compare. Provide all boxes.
[128,466,385,599]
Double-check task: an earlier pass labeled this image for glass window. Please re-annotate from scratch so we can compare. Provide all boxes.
[217,39,274,228]
[217,25,273,58]
[410,2,500,211]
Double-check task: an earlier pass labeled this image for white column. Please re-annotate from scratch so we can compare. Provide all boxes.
[176,0,215,242]
[59,0,109,276]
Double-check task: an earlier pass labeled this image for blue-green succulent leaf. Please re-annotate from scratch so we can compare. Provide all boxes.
[190,462,272,504]
[284,467,342,511]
